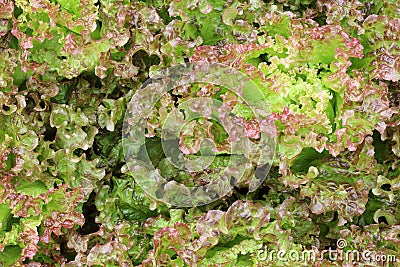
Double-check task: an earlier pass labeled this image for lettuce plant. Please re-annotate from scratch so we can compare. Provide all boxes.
[0,0,399,266]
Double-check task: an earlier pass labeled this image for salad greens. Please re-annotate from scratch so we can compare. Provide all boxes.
[0,0,399,266]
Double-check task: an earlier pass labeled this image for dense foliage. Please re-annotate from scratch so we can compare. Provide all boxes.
[0,0,399,266]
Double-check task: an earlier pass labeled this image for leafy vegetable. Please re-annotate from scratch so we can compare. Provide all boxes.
[0,0,399,265]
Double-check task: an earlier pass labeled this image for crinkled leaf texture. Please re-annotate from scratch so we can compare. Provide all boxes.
[0,0,399,265]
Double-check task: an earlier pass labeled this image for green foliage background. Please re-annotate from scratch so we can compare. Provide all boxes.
[0,0,399,266]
